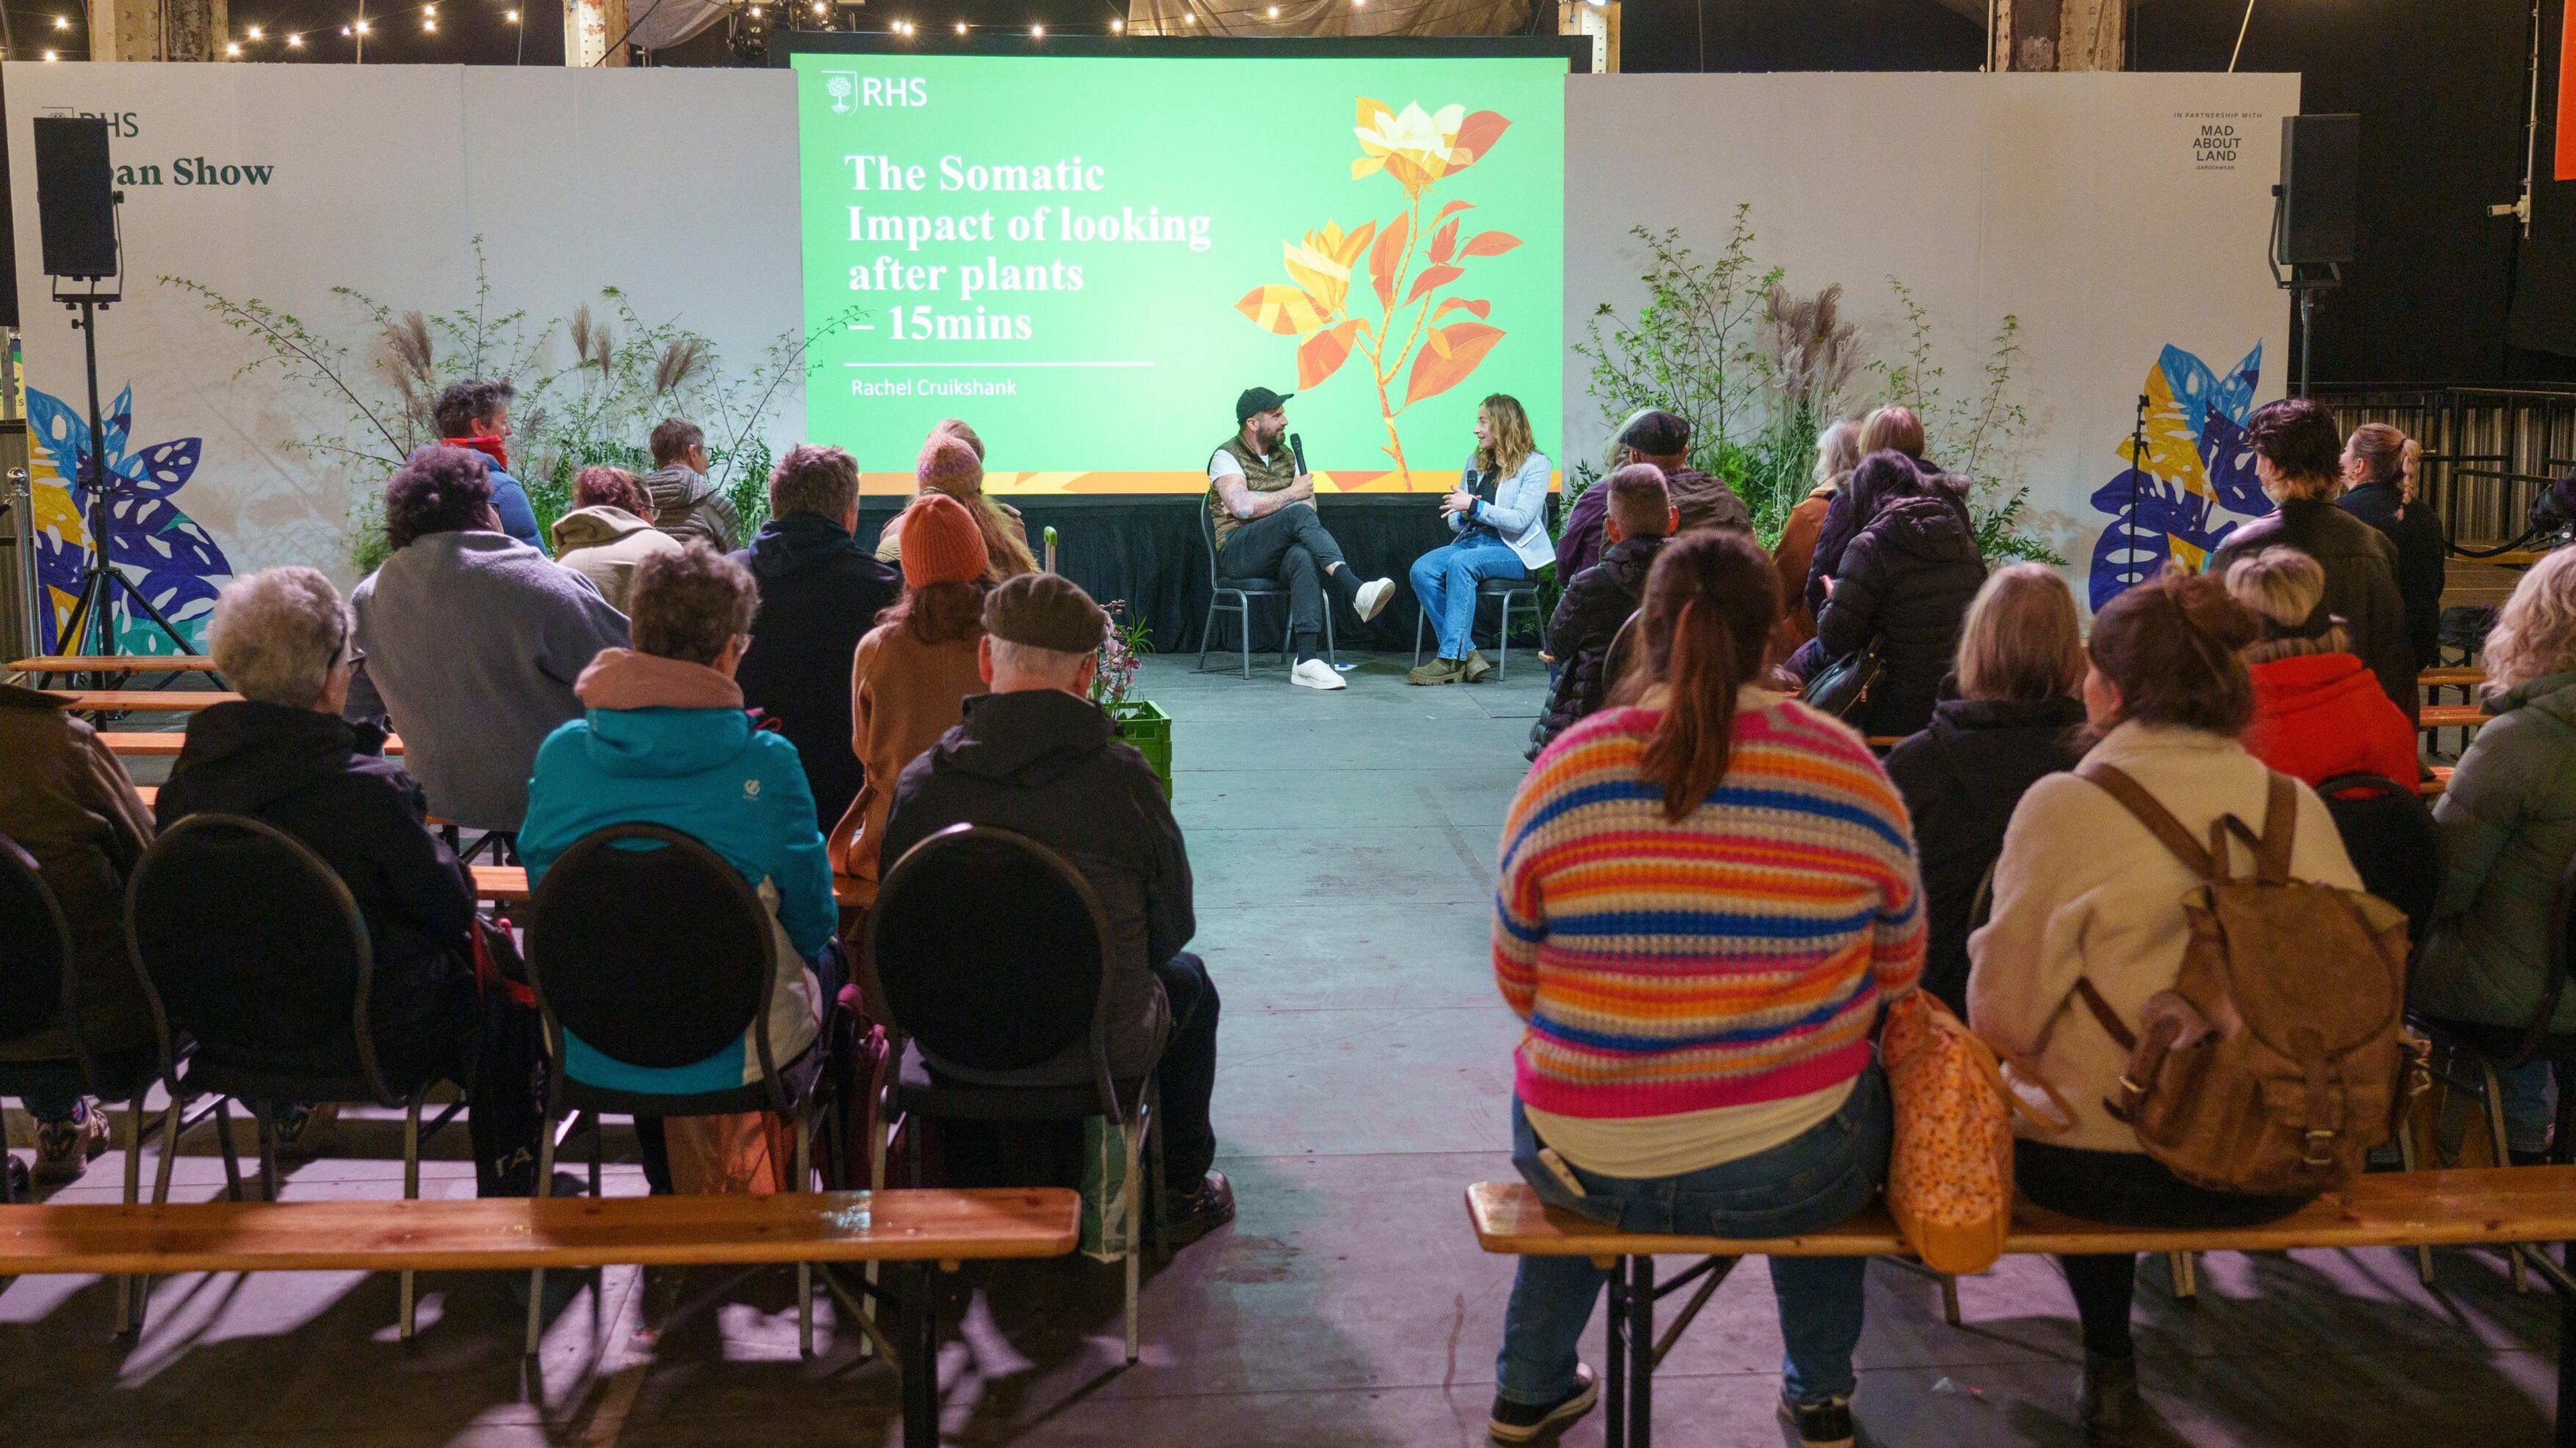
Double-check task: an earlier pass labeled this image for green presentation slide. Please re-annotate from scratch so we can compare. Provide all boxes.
[792,50,1566,494]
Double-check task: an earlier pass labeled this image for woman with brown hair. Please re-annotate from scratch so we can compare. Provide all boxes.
[1969,565,2364,1439]
[873,419,1036,581]
[1407,393,1554,685]
[2339,421,2447,673]
[1488,530,1921,1448]
[550,464,681,611]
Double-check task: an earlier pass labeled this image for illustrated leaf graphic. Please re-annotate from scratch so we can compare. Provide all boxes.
[1435,200,1477,223]
[1404,321,1505,406]
[1433,297,1492,321]
[1430,219,1460,266]
[1296,319,1364,390]
[1452,111,1511,165]
[1236,284,1331,337]
[1460,231,1522,259]
[1405,264,1465,304]
[1368,213,1410,312]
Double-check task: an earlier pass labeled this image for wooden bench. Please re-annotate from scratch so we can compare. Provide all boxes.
[0,1187,1078,1447]
[2420,704,2492,734]
[2422,765,2454,798]
[473,865,867,908]
[47,689,239,713]
[1468,1167,2576,1447]
[11,654,214,679]
[101,731,404,758]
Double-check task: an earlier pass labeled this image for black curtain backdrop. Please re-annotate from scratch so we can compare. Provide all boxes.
[2508,0,2576,355]
[857,495,1503,656]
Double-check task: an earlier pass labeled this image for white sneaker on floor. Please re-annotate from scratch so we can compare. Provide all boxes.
[1291,658,1348,691]
[1353,577,1395,622]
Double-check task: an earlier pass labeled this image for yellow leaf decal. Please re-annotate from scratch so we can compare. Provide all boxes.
[1235,284,1329,337]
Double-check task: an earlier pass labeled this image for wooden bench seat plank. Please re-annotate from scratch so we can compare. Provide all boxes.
[2418,667,2485,688]
[0,1188,1077,1277]
[11,655,212,675]
[2419,705,2492,731]
[103,731,402,757]
[475,864,865,908]
[48,690,241,712]
[1468,1166,2576,1260]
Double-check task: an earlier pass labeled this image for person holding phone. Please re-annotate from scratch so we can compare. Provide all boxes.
[1208,386,1397,691]
[1407,394,1555,686]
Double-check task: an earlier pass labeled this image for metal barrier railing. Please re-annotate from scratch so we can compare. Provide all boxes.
[2317,384,2576,550]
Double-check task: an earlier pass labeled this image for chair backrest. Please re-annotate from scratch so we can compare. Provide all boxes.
[1602,609,1644,696]
[1199,491,1225,588]
[865,823,1120,1108]
[0,831,72,1047]
[525,823,779,1084]
[2316,772,2440,943]
[125,812,379,1090]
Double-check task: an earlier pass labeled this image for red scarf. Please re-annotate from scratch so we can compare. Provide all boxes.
[445,435,509,472]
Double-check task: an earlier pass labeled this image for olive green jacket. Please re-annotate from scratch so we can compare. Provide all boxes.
[2414,670,2576,1032]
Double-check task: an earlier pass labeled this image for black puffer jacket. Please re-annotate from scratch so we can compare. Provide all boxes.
[731,510,902,832]
[1534,535,1666,751]
[1812,495,1987,737]
[1882,695,2086,1013]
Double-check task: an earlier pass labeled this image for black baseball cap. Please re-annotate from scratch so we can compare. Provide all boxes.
[1236,386,1293,423]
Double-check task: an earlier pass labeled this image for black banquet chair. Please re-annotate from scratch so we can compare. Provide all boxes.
[1412,572,1546,681]
[124,812,468,1338]
[1198,501,1333,677]
[521,822,833,1357]
[864,822,1163,1363]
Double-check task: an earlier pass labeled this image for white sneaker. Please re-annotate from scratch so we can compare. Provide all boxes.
[1352,577,1395,622]
[1291,658,1348,691]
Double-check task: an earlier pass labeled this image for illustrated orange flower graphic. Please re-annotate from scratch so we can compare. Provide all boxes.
[1236,97,1519,486]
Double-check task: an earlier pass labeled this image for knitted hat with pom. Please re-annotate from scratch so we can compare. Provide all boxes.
[916,432,985,499]
[898,493,989,591]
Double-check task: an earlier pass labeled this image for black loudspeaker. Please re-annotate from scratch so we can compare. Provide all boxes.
[33,115,117,281]
[2277,113,2359,266]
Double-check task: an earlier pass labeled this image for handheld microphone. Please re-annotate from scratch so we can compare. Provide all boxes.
[1289,432,1309,475]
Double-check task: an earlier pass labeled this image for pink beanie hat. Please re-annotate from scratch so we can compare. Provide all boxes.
[916,433,985,499]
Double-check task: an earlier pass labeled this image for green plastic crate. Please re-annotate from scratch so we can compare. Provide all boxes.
[1111,699,1173,799]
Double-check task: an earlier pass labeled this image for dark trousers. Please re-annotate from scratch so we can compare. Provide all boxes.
[2017,1140,2311,1357]
[1152,952,1221,1184]
[1218,503,1352,641]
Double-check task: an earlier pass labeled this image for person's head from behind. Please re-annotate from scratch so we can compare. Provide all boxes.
[433,379,513,441]
[879,493,991,645]
[649,417,709,475]
[383,444,498,551]
[1475,394,1536,475]
[979,571,1108,699]
[2082,566,2259,740]
[1845,448,1925,532]
[769,443,860,533]
[1858,406,1925,461]
[917,430,985,502]
[2481,547,2576,700]
[2226,547,2347,662]
[932,416,985,461]
[209,567,357,716]
[1601,463,1676,545]
[572,465,653,519]
[2343,421,2415,502]
[1615,531,1781,821]
[628,542,759,676]
[1617,409,1692,471]
[2245,397,2343,503]
[1955,563,2084,706]
[1815,419,1864,490]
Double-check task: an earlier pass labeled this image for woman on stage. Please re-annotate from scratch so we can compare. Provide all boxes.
[1407,394,1554,685]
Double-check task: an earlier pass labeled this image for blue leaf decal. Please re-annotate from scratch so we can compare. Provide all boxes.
[2089,343,2272,610]
[2198,412,2269,517]
[2157,345,2221,439]
[23,382,231,654]
[114,438,201,497]
[2215,343,2263,427]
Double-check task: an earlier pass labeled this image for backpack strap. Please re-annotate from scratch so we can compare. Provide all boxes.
[2077,763,2215,879]
[2253,771,2300,885]
[2072,978,2137,1051]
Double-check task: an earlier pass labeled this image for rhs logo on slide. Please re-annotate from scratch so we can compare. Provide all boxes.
[821,70,926,113]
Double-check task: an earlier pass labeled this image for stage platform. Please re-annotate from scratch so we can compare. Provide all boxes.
[3,654,2561,1447]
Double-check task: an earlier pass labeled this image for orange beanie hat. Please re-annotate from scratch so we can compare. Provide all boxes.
[899,493,990,590]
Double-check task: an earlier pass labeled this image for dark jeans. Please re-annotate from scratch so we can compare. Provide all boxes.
[1152,952,1221,1185]
[2016,1140,2312,1358]
[1218,503,1352,642]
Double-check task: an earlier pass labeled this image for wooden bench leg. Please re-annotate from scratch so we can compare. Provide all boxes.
[903,1262,940,1448]
[2168,1251,2197,1302]
[1603,1258,1626,1448]
[1625,1255,1654,1448]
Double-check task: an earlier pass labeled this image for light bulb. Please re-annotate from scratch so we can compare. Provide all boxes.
[42,46,58,58]
[339,23,350,33]
[1266,3,1276,12]
[1110,16,1122,28]
[953,18,964,30]
[504,7,518,17]
[354,18,371,32]
[288,30,304,43]
[423,17,437,30]
[1028,21,1041,35]
[246,23,263,36]
[813,3,826,15]
[1182,9,1193,19]
[225,39,241,52]
[52,13,68,27]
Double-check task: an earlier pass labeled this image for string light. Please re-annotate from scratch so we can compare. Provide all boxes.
[1182,9,1193,19]
[287,30,304,43]
[1110,16,1122,29]
[225,39,241,54]
[952,17,964,30]
[1028,21,1041,34]
[423,17,436,30]
[42,47,58,58]
[504,7,518,17]
[355,19,372,32]
[51,13,68,27]
[1266,3,1276,12]
[812,2,825,15]
[339,23,350,34]
[246,23,263,36]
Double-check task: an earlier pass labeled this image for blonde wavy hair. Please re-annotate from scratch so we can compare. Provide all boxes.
[2226,548,2349,661]
[2485,547,2576,700]
[1475,394,1536,478]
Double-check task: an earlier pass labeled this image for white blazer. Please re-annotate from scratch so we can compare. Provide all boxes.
[1452,450,1556,572]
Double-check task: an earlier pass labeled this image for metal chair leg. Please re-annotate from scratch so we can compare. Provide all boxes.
[152,1097,182,1206]
[1122,1118,1143,1364]
[1242,597,1253,679]
[1413,602,1427,669]
[213,1097,244,1203]
[401,1089,425,1341]
[254,1110,280,1203]
[588,1113,603,1199]
[797,1119,815,1359]
[1197,602,1216,672]
[1494,590,1515,681]
[525,1109,557,1356]
[2394,1104,2438,1286]
[1939,1273,1961,1326]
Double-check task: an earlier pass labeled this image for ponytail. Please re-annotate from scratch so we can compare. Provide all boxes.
[1630,531,1780,822]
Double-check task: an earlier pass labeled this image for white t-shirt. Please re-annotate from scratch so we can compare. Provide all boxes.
[1209,448,1267,484]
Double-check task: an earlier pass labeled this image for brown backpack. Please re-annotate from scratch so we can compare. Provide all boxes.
[2069,764,2414,1196]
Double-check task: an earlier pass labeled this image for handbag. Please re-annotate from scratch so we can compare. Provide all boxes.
[1882,991,2072,1274]
[1804,639,1882,721]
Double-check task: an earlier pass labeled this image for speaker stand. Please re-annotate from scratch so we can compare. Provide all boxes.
[2266,183,2343,398]
[51,292,197,667]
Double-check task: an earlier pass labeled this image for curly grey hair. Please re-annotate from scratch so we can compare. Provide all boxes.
[209,567,352,708]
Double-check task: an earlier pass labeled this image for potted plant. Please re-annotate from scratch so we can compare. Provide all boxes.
[1092,602,1170,799]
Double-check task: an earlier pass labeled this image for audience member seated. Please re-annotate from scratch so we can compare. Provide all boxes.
[348,445,629,837]
[1408,394,1554,686]
[551,465,681,612]
[2412,548,2576,1162]
[876,419,1037,579]
[732,444,901,832]
[519,544,833,1193]
[1490,531,1921,1448]
[1803,406,1960,621]
[434,378,545,553]
[1882,563,2086,1013]
[2224,547,2419,789]
[1206,388,1395,691]
[2208,398,2415,719]
[2339,423,2446,676]
[1530,463,1674,753]
[1772,419,1862,650]
[839,496,993,906]
[1799,448,1988,736]
[641,417,743,552]
[879,571,1232,1239]
[1969,566,2363,1439]
[0,674,154,1184]
[1553,409,1750,579]
[158,568,482,1111]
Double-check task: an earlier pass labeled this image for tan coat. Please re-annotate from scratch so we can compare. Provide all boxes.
[551,506,681,612]
[1770,483,1837,651]
[837,622,986,903]
[0,684,156,1060]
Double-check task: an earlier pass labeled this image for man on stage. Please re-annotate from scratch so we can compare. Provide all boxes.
[1208,387,1395,691]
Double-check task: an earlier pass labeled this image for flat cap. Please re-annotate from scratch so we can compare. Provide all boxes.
[1620,409,1693,457]
[983,571,1110,655]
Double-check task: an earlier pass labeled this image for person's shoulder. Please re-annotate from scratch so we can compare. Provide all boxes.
[1761,698,1881,767]
[1532,705,1653,771]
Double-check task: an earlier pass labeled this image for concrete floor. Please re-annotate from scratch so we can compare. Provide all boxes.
[3,650,2561,1447]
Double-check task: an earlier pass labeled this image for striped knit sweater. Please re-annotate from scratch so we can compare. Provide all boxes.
[1495,697,1925,1121]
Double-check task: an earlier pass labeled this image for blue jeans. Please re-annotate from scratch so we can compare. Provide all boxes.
[1494,1062,1892,1408]
[2498,1059,2560,1156]
[1410,535,1526,661]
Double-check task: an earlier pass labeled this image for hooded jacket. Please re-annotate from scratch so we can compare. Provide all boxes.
[2339,482,2447,675]
[1811,494,1988,737]
[2414,671,2576,1034]
[642,463,743,552]
[519,649,832,1095]
[731,510,902,832]
[2242,651,2420,789]
[1882,695,2086,1013]
[1554,465,1748,579]
[1534,533,1666,749]
[1771,480,1839,649]
[0,683,155,1063]
[881,688,1191,1085]
[2208,499,2416,722]
[1805,457,1960,618]
[552,505,682,612]
[154,701,478,1083]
